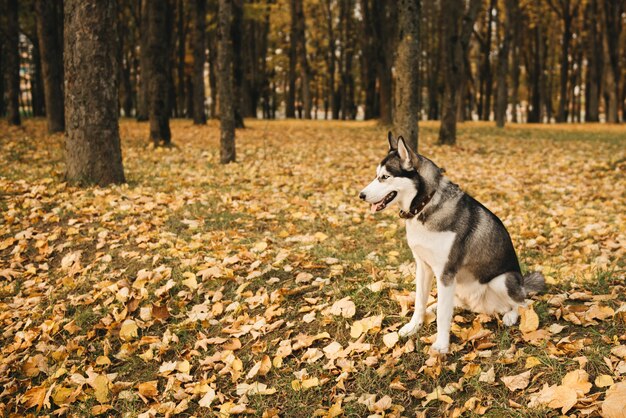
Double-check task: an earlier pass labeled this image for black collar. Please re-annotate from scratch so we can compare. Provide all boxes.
[399,191,435,219]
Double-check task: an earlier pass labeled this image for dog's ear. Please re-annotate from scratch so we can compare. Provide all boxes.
[397,136,419,170]
[388,131,398,151]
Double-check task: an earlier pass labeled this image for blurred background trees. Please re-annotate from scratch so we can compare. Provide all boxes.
[1,0,625,179]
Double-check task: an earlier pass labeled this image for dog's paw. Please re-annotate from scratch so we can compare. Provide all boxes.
[398,320,422,338]
[502,310,519,327]
[430,340,449,354]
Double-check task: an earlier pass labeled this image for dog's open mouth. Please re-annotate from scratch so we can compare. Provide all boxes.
[371,191,397,213]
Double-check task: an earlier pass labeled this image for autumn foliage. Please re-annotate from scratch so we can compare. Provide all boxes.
[0,120,625,416]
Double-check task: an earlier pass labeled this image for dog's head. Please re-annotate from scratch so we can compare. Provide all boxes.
[359,132,423,213]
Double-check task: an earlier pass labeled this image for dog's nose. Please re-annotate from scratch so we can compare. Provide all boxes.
[359,192,366,200]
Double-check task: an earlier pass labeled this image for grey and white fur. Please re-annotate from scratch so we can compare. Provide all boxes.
[359,133,545,354]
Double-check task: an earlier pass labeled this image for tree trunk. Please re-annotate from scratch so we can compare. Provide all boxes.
[137,0,149,121]
[293,0,312,119]
[64,0,125,185]
[207,7,218,119]
[510,6,521,122]
[477,0,495,121]
[5,0,21,125]
[376,0,395,125]
[599,0,622,123]
[548,0,579,123]
[583,0,601,122]
[218,0,236,163]
[146,0,171,146]
[166,5,176,119]
[231,0,245,127]
[495,0,515,128]
[192,0,207,124]
[176,0,186,118]
[30,36,46,117]
[286,0,298,118]
[393,0,420,150]
[438,0,481,145]
[0,41,5,117]
[324,0,338,120]
[360,0,378,120]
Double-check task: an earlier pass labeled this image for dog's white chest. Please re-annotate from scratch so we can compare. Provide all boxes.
[405,219,456,277]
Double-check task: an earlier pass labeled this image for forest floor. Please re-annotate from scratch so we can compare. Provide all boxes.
[1,119,625,417]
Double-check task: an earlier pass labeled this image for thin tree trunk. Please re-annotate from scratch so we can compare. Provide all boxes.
[137,0,149,121]
[324,0,338,119]
[584,0,600,122]
[599,0,622,123]
[177,0,186,118]
[218,0,236,163]
[286,0,298,118]
[231,0,245,127]
[495,0,515,128]
[146,0,172,146]
[30,36,46,117]
[377,0,395,125]
[5,0,21,125]
[0,41,5,117]
[438,0,481,145]
[393,0,420,150]
[64,0,125,185]
[207,9,218,119]
[360,0,377,120]
[477,0,495,121]
[192,0,207,124]
[510,5,521,123]
[293,0,312,119]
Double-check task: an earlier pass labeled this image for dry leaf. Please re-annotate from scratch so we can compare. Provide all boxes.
[595,375,614,388]
[119,319,138,341]
[501,370,531,391]
[602,381,626,418]
[137,381,158,398]
[328,297,356,318]
[519,305,539,334]
[561,369,591,395]
[382,332,399,348]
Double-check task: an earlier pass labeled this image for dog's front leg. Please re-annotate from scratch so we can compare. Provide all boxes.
[431,277,456,354]
[399,258,433,338]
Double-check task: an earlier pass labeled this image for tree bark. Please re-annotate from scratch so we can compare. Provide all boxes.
[176,0,186,118]
[393,0,420,150]
[137,0,149,121]
[477,0,495,121]
[547,0,579,123]
[207,4,218,119]
[599,0,623,123]
[5,0,21,125]
[584,0,601,122]
[231,0,245,127]
[360,0,378,120]
[146,0,171,146]
[376,0,395,125]
[30,36,46,117]
[323,0,338,120]
[438,0,482,145]
[218,0,236,163]
[495,0,515,128]
[293,0,312,119]
[286,0,298,118]
[192,0,207,124]
[64,0,125,185]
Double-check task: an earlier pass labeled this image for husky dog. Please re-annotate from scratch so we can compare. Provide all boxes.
[359,133,545,354]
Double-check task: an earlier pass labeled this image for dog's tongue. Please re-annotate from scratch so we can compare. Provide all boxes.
[370,203,380,213]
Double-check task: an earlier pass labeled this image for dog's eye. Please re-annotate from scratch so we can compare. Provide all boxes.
[380,175,389,181]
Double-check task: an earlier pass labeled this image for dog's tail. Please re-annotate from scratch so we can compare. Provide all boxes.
[522,272,546,295]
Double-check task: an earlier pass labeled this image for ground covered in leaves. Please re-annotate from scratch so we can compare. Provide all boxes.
[1,119,625,417]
